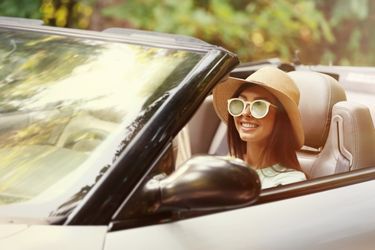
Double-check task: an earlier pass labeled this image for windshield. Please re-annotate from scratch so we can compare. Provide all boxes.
[0,28,203,214]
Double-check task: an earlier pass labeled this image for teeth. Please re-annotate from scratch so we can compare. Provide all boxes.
[242,122,258,128]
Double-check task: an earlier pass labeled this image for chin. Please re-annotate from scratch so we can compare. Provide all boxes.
[239,132,268,143]
[239,134,256,142]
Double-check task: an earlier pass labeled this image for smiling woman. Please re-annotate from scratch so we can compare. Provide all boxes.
[213,67,307,188]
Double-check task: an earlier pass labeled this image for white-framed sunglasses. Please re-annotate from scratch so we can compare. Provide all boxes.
[227,98,278,119]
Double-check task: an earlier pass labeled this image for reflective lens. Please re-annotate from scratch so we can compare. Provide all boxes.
[250,100,268,118]
[228,99,245,116]
[227,98,275,119]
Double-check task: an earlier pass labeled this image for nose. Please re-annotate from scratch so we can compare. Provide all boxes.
[242,104,252,117]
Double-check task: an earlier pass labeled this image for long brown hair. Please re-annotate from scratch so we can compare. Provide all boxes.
[227,84,303,172]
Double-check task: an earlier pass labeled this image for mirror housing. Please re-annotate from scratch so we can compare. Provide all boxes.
[143,155,261,213]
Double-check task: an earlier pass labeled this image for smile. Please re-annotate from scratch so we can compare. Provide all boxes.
[241,122,259,128]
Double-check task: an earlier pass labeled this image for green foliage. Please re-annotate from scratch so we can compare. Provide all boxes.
[101,0,334,63]
[316,0,374,66]
[1,0,374,65]
[329,0,368,25]
[0,0,42,19]
[40,0,94,28]
[0,0,93,29]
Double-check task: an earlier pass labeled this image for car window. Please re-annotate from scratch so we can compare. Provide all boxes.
[0,28,203,214]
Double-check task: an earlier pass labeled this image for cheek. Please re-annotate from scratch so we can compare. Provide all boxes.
[261,111,277,134]
[234,117,241,131]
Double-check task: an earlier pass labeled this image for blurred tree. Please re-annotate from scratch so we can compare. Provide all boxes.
[99,0,334,63]
[0,0,93,29]
[0,0,42,19]
[316,0,375,66]
[0,0,374,65]
[40,0,94,28]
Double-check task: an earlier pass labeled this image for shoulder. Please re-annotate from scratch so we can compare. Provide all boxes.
[257,165,306,189]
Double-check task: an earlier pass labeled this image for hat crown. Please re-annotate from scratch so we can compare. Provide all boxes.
[245,67,300,105]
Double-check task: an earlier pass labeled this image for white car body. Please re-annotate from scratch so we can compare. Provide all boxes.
[105,180,375,250]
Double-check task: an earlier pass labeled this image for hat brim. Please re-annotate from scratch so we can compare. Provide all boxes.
[213,77,304,148]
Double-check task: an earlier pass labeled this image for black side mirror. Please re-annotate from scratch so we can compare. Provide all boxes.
[143,155,261,213]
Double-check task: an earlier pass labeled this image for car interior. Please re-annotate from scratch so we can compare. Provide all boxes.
[106,65,375,230]
[184,67,375,185]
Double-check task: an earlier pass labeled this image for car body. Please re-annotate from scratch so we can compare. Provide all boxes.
[0,17,375,250]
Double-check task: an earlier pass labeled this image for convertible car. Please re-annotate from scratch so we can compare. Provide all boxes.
[0,17,374,249]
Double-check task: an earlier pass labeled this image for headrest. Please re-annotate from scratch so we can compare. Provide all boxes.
[288,71,347,149]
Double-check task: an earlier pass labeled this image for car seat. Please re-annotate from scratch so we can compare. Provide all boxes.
[289,71,346,176]
[289,71,375,178]
[187,95,221,155]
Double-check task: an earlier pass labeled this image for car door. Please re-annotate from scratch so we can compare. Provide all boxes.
[104,175,375,250]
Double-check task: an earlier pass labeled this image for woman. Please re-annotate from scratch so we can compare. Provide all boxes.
[213,66,306,189]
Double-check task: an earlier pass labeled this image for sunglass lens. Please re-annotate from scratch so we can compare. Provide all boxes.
[228,99,244,116]
[251,100,268,118]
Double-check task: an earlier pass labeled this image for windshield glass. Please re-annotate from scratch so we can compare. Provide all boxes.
[0,28,203,212]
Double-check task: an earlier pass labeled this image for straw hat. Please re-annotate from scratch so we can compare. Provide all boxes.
[213,66,304,148]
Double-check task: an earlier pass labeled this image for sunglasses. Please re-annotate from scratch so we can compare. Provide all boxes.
[227,98,278,119]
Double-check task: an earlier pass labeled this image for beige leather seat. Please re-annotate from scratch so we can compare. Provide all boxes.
[289,71,375,178]
[187,95,221,155]
[309,101,375,177]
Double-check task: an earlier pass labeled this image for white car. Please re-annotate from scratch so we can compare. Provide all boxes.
[0,17,374,250]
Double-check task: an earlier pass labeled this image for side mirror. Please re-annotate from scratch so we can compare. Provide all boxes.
[143,155,261,213]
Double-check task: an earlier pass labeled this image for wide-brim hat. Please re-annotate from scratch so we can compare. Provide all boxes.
[213,66,304,148]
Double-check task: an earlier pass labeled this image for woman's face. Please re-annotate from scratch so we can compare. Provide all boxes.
[233,86,278,145]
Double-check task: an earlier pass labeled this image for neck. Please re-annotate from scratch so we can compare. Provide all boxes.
[246,141,276,168]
